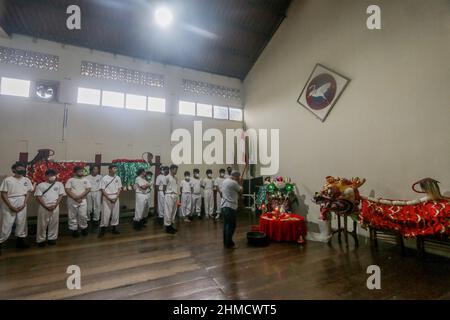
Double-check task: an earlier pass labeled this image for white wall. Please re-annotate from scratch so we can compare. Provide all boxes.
[0,34,244,216]
[244,0,450,228]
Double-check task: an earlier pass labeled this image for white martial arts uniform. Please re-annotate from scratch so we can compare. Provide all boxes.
[214,176,225,215]
[100,175,122,227]
[164,174,178,226]
[180,179,192,218]
[202,178,214,218]
[0,176,33,243]
[35,181,66,243]
[86,174,102,222]
[191,177,202,217]
[65,177,91,231]
[134,176,152,222]
[156,174,166,218]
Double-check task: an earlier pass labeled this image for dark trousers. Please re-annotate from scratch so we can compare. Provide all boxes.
[222,207,237,248]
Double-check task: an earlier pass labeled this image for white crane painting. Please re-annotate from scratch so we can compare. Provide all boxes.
[297,64,350,122]
[307,82,332,103]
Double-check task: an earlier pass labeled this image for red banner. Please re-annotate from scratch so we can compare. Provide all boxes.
[28,161,88,185]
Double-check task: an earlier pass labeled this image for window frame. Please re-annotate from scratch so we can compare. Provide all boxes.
[125,93,147,111]
[0,77,31,98]
[147,96,166,113]
[228,107,243,122]
[213,105,229,120]
[77,87,102,106]
[178,100,196,116]
[196,103,213,118]
[101,90,125,109]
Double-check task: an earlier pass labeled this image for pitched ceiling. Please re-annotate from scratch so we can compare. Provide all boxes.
[2,0,292,79]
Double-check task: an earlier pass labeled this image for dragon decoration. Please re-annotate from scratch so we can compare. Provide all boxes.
[314,176,450,238]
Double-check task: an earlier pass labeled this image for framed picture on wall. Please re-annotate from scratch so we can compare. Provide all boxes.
[297,64,350,122]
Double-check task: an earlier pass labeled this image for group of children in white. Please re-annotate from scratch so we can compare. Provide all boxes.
[155,165,231,234]
[0,161,239,254]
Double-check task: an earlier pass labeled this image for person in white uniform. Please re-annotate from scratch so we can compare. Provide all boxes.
[133,168,152,230]
[86,165,102,225]
[163,164,178,234]
[214,168,226,220]
[0,162,34,253]
[99,165,122,237]
[201,169,214,219]
[191,168,202,219]
[155,166,168,225]
[141,171,153,226]
[225,166,232,179]
[35,169,65,247]
[65,166,91,238]
[180,171,193,223]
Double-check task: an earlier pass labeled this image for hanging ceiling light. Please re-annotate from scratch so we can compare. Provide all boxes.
[154,7,173,28]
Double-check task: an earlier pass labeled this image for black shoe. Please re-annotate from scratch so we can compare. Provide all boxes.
[47,240,57,246]
[111,226,120,234]
[91,220,99,230]
[16,237,30,249]
[133,220,142,231]
[98,227,106,238]
[142,217,148,225]
[72,230,80,238]
[37,242,46,248]
[165,226,176,234]
[81,228,89,236]
[170,225,178,233]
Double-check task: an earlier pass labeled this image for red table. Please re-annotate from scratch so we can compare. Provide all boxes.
[259,212,307,243]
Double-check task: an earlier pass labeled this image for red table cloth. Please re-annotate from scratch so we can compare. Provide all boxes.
[259,213,307,242]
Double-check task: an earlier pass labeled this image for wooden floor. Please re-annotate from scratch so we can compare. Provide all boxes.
[0,212,449,300]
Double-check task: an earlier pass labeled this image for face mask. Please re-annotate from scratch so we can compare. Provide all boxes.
[220,173,225,177]
[146,175,152,180]
[207,174,212,178]
[76,172,83,177]
[194,173,199,178]
[16,169,26,176]
[48,176,56,182]
[185,177,190,181]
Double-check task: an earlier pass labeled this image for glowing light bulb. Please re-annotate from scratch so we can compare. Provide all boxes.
[155,8,173,28]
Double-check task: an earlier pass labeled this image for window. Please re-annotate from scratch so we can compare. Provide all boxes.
[102,90,124,108]
[148,97,166,112]
[196,103,212,118]
[77,87,101,105]
[229,108,243,121]
[179,100,196,116]
[213,105,228,119]
[126,94,147,111]
[0,77,30,97]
